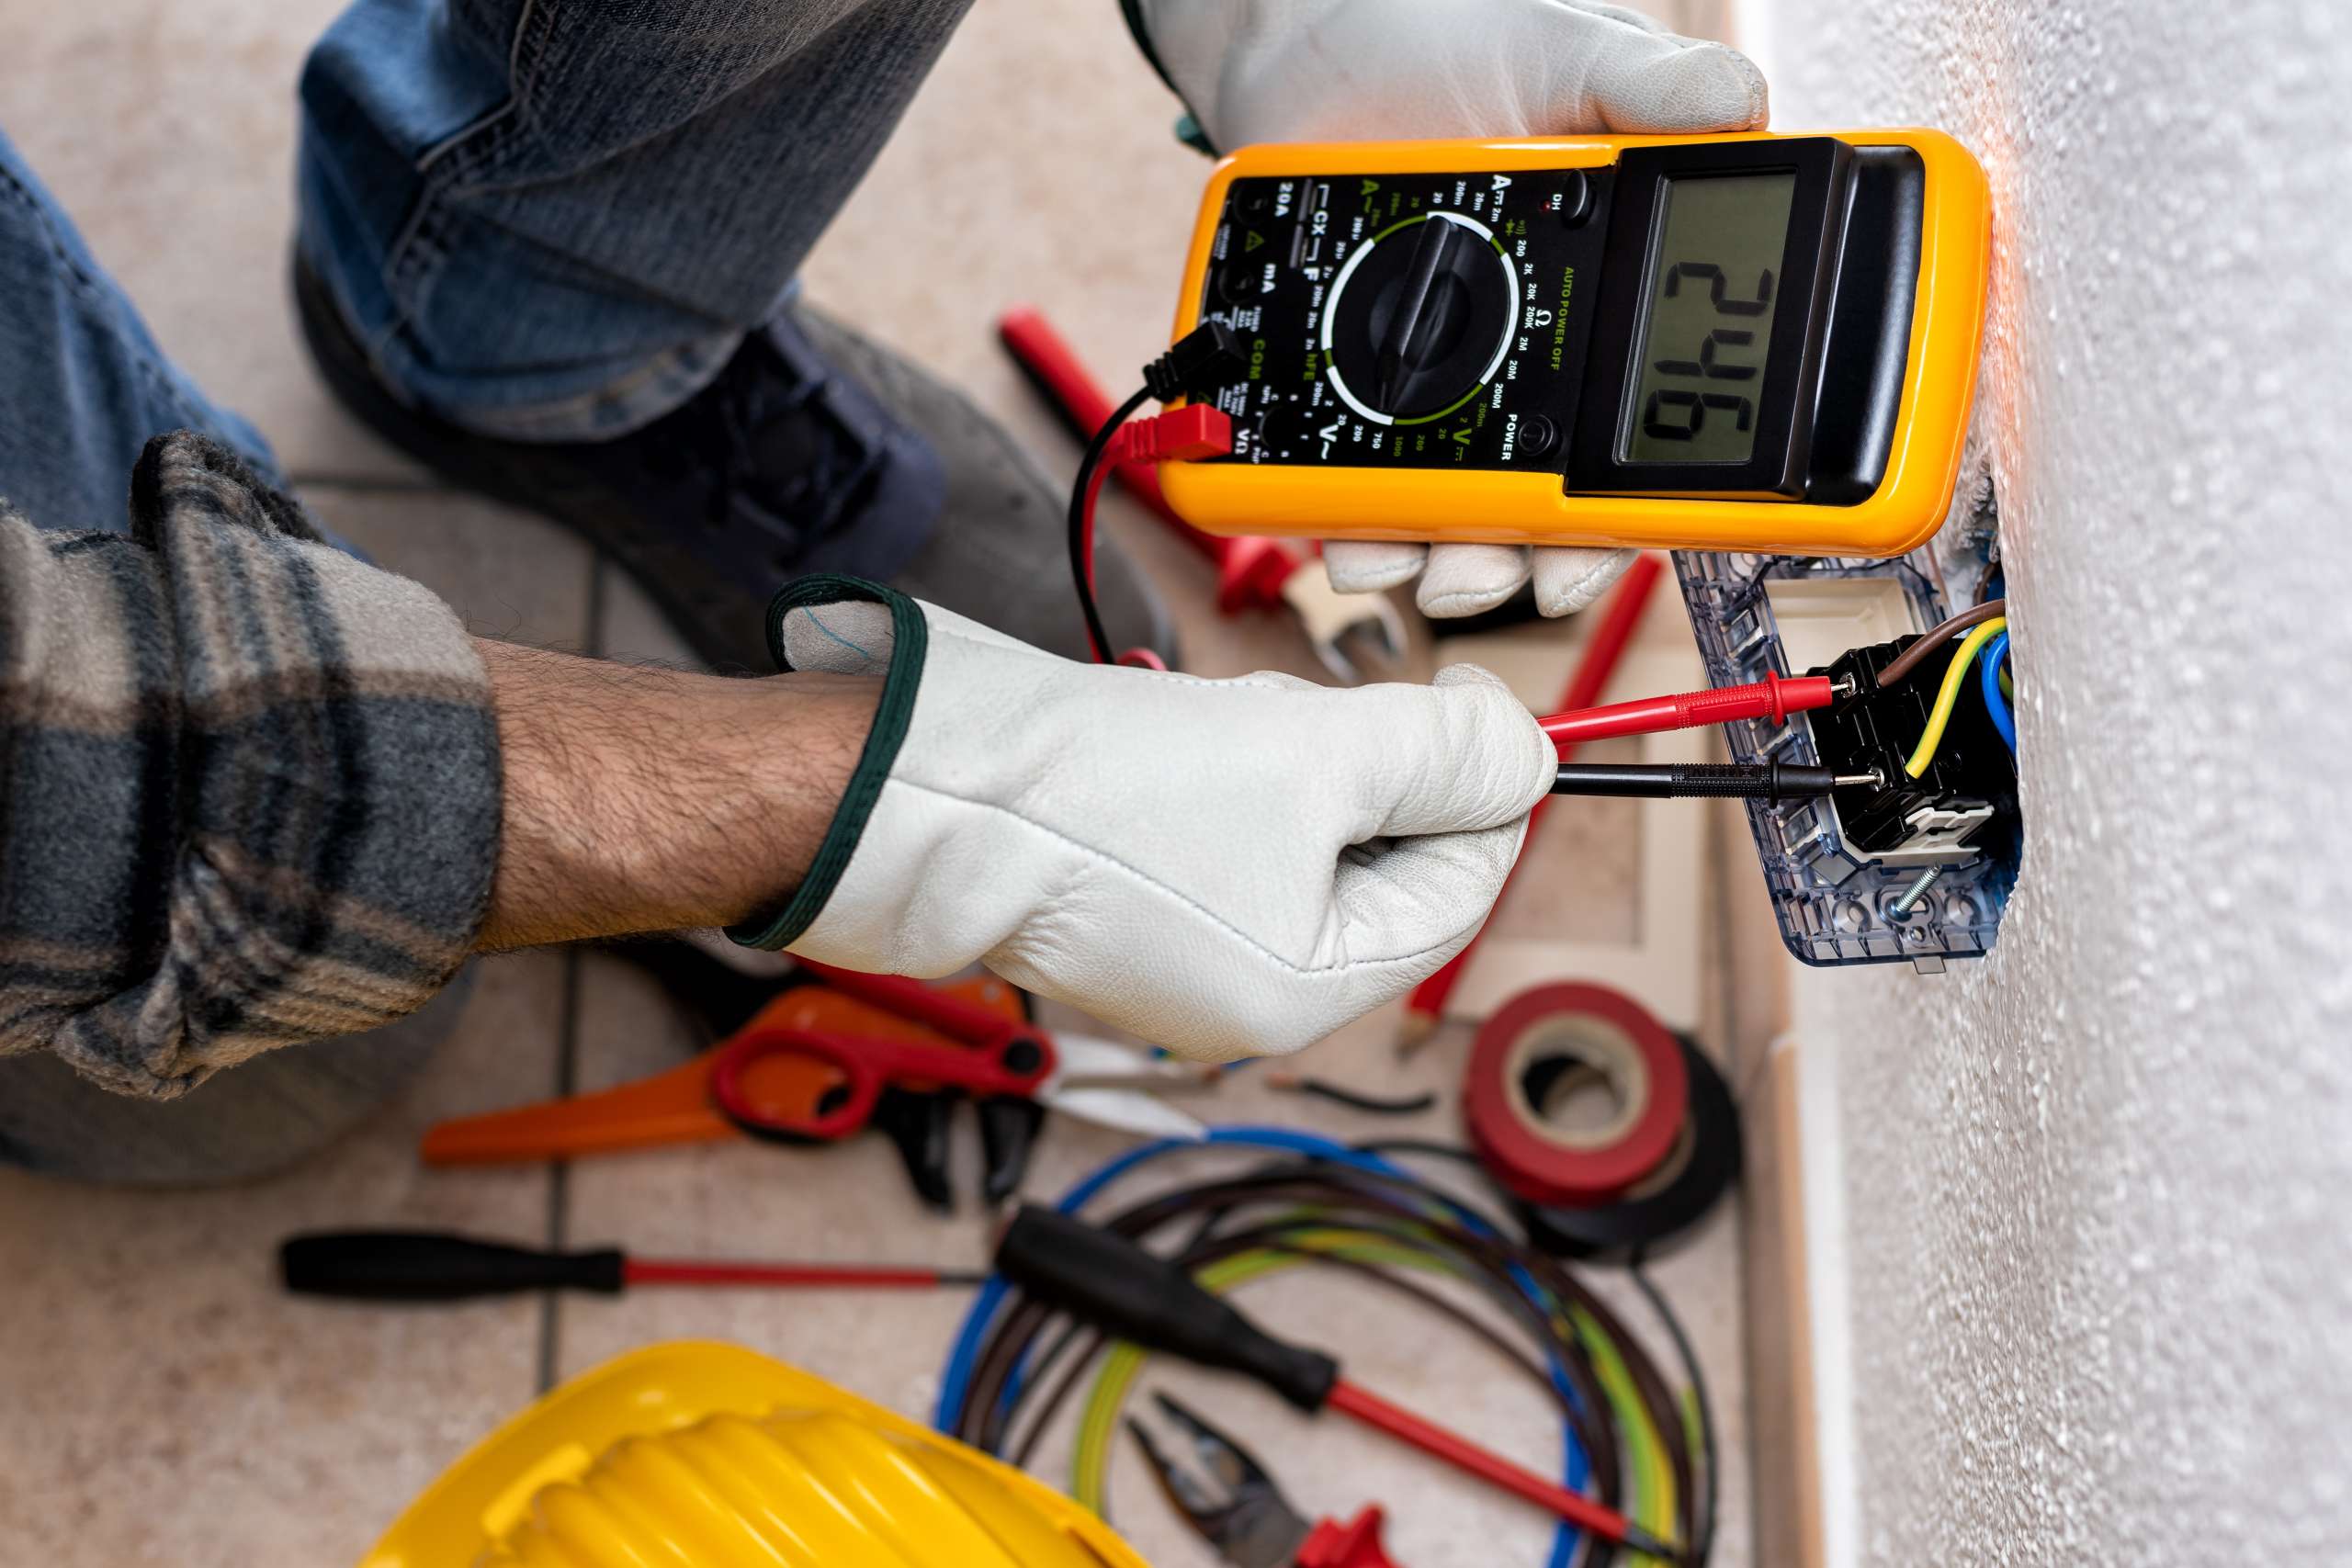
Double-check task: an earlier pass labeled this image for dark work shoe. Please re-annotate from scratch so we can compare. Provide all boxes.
[291,253,1175,672]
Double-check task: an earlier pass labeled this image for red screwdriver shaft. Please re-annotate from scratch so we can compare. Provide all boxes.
[1539,668,1838,750]
[625,1258,979,1290]
[1325,1380,1675,1557]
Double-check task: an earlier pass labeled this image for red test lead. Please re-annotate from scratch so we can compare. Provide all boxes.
[1071,399,1236,667]
[1537,668,1850,751]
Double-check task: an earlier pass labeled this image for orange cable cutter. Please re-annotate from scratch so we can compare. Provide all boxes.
[421,976,1066,1210]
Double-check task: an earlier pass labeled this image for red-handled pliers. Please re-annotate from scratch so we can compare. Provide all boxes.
[708,960,1207,1147]
[1130,1390,1402,1568]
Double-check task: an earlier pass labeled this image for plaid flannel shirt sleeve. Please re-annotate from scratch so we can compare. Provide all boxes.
[0,433,501,1099]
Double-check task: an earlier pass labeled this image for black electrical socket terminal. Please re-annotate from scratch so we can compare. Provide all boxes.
[1808,637,2020,869]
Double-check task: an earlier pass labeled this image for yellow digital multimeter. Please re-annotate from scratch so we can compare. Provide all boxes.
[1158,130,1989,558]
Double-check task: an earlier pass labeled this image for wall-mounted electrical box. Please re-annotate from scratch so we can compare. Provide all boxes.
[1674,527,2018,970]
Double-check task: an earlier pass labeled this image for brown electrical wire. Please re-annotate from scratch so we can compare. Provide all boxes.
[1874,598,2007,687]
[1368,1139,1721,1564]
[1008,1324,1107,1468]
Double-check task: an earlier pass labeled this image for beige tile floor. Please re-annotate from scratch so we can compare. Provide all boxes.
[0,2,1755,1564]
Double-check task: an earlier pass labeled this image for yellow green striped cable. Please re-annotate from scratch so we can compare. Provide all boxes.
[1072,1236,1423,1507]
[1679,1385,1707,1529]
[1904,615,2007,777]
[1061,1225,1682,1556]
[1568,1304,1676,1555]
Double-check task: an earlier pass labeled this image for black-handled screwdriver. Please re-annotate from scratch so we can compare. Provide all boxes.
[1552,761,1882,800]
[994,1205,1677,1559]
[279,1229,984,1303]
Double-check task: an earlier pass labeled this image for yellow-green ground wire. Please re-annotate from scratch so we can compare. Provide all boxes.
[1905,615,2008,777]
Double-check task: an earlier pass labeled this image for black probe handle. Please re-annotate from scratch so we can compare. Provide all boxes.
[1552,761,1844,800]
[279,1230,627,1302]
[995,1205,1339,1411]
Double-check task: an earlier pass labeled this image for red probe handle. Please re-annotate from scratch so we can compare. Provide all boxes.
[1296,1506,1403,1568]
[1537,670,1838,750]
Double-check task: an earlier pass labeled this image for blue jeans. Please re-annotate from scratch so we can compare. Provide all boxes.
[0,0,971,1182]
[300,0,974,439]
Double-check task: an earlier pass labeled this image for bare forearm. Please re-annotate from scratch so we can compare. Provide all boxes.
[473,640,876,950]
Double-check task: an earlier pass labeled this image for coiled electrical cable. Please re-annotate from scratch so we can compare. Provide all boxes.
[935,1131,1714,1567]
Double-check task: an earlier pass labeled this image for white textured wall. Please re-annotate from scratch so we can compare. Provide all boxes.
[1747,2,2352,1562]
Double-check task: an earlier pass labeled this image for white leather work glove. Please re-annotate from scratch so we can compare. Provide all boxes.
[1133,0,1770,618]
[730,578,1556,1060]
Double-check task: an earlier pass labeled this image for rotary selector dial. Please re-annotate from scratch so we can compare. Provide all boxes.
[1324,210,1521,424]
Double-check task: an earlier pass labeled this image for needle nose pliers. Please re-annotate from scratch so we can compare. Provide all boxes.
[1128,1390,1400,1568]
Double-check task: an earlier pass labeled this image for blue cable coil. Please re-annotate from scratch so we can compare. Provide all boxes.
[933,1124,1597,1568]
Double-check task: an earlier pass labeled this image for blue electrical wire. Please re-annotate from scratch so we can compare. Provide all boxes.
[933,1125,1595,1568]
[1980,629,2016,750]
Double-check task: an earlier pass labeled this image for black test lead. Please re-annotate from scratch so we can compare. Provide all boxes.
[1551,761,1883,800]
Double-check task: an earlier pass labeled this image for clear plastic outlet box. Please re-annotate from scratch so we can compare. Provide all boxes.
[1672,546,2016,971]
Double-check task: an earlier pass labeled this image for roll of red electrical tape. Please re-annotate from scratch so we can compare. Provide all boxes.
[1518,1032,1741,1262]
[1462,982,1689,1208]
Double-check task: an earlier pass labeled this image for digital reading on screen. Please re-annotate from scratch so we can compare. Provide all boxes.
[1622,172,1798,465]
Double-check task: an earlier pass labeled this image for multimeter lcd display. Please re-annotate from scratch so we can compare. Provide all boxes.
[1622,173,1798,465]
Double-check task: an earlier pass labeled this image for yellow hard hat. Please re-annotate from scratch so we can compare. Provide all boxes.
[359,1341,1149,1568]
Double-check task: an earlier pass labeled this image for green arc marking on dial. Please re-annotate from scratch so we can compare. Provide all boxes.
[1392,383,1490,426]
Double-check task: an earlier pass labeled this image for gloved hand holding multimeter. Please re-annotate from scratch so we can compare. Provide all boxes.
[744,5,1990,1060]
[1131,0,1990,616]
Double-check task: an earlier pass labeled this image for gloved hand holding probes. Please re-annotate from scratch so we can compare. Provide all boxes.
[737,583,1555,1060]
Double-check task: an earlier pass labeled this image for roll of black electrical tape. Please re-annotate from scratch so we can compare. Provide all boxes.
[1517,1032,1739,1263]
